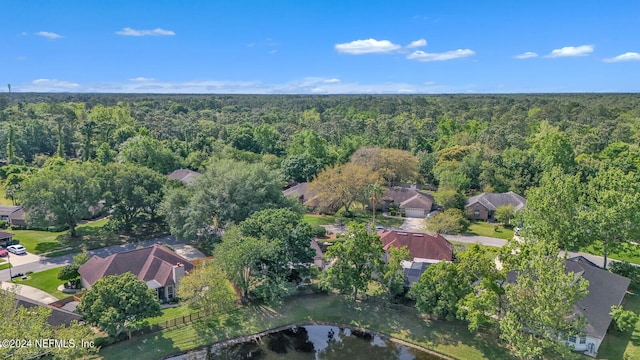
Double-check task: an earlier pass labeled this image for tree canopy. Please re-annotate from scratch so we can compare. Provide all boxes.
[76,272,162,337]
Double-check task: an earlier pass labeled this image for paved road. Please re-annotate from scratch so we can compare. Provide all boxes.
[0,235,188,281]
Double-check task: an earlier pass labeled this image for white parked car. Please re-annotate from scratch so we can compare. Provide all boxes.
[7,245,26,255]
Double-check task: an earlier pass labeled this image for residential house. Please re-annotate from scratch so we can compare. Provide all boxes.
[0,230,15,248]
[0,205,25,226]
[282,182,321,209]
[465,191,526,221]
[167,169,203,185]
[377,230,453,286]
[563,256,630,357]
[383,187,434,218]
[15,294,82,327]
[78,244,195,303]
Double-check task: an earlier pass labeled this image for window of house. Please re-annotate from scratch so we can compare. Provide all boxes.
[473,210,480,217]
[168,285,174,299]
[568,336,577,343]
[579,337,586,344]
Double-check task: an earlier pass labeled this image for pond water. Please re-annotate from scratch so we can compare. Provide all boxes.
[177,325,444,360]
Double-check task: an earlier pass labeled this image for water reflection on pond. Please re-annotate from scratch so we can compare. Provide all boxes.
[206,325,443,359]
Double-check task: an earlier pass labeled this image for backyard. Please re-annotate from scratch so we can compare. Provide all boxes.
[99,293,517,360]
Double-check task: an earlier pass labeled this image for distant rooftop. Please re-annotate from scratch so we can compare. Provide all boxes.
[167,169,203,185]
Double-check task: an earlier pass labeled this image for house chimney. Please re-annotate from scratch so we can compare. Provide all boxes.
[172,263,185,284]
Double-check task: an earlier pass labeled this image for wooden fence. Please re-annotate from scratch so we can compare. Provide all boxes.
[131,309,213,336]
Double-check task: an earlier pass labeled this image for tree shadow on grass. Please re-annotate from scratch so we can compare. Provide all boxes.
[100,331,180,360]
[34,241,64,253]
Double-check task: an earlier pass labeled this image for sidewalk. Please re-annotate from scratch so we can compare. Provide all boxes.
[0,281,58,304]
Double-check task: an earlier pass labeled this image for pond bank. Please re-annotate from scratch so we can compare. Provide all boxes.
[164,321,455,360]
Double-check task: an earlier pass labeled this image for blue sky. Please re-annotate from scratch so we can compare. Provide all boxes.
[3,0,640,93]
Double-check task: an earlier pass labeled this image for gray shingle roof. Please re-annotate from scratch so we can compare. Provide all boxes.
[0,230,13,241]
[567,256,631,340]
[505,256,630,340]
[0,205,21,217]
[384,188,434,211]
[465,191,526,211]
[167,169,202,185]
[15,294,82,327]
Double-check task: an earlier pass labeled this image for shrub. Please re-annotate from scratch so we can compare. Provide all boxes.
[425,208,469,235]
[609,261,640,290]
[311,225,327,238]
[610,305,639,332]
[0,220,6,229]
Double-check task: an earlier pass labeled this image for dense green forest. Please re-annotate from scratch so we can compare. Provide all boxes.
[2,93,640,192]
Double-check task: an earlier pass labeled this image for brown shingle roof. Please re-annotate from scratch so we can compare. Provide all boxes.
[378,230,453,261]
[0,230,13,241]
[78,244,194,287]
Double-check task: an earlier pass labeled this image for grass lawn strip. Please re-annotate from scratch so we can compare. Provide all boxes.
[13,267,67,299]
[0,184,13,206]
[100,294,515,360]
[580,241,640,265]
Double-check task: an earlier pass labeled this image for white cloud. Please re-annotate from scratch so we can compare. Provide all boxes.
[546,45,594,58]
[13,76,481,94]
[24,79,80,91]
[335,38,401,54]
[20,32,28,36]
[16,56,27,61]
[35,31,62,39]
[115,27,175,36]
[514,51,538,59]
[407,49,475,62]
[129,77,155,81]
[407,39,427,48]
[603,52,640,63]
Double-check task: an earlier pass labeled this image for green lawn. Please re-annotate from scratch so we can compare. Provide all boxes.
[303,214,336,226]
[0,183,13,206]
[467,222,515,241]
[303,210,404,229]
[10,217,169,255]
[147,305,199,326]
[596,292,640,359]
[580,241,640,265]
[11,218,109,254]
[450,241,500,258]
[13,267,67,299]
[100,294,516,360]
